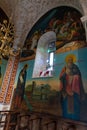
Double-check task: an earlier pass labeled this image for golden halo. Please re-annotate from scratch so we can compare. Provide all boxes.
[65,54,76,63]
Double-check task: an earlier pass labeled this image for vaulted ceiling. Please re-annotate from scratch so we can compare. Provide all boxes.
[0,0,87,50]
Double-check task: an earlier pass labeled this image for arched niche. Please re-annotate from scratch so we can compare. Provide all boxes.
[32,31,56,78]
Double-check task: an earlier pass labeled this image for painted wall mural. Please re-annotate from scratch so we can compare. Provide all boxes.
[11,6,87,123]
[11,47,87,122]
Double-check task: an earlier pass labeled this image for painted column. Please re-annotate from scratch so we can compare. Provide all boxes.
[0,55,20,110]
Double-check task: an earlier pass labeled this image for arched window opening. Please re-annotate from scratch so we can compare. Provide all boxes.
[32,31,56,78]
[46,41,56,76]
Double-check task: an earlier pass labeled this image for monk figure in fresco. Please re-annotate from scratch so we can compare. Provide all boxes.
[15,64,28,108]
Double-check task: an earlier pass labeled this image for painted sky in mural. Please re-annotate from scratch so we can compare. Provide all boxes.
[12,6,87,123]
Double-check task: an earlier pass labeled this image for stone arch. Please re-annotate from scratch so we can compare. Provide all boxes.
[13,0,85,50]
[0,0,85,51]
[34,0,84,27]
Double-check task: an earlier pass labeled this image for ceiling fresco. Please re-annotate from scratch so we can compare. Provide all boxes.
[20,6,86,61]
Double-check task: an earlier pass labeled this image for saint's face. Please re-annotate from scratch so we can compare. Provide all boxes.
[67,57,73,64]
[67,57,73,68]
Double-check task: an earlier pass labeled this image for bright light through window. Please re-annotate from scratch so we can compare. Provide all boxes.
[49,52,54,71]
